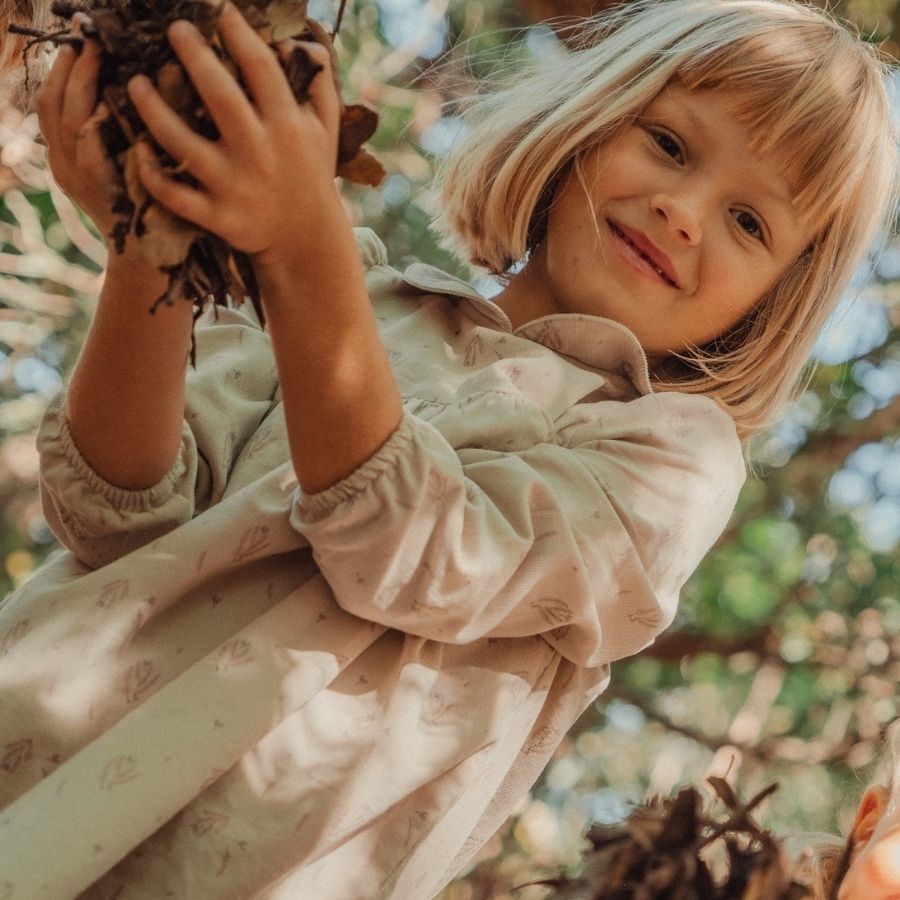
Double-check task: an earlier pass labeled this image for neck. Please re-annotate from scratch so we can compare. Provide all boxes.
[492,243,560,330]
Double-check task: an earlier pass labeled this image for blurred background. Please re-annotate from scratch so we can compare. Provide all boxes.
[0,0,897,895]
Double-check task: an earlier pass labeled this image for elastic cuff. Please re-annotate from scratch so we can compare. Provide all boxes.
[292,412,415,522]
[41,391,192,512]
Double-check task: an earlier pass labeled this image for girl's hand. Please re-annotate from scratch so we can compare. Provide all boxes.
[127,1,342,267]
[35,15,120,244]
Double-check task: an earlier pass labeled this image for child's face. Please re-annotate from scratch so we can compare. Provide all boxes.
[506,84,812,359]
[839,783,900,899]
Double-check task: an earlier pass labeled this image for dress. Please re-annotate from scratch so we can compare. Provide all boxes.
[0,229,746,899]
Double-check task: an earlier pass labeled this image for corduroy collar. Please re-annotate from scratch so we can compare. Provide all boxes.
[402,261,654,395]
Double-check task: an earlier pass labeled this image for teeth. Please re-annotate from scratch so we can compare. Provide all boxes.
[615,225,673,284]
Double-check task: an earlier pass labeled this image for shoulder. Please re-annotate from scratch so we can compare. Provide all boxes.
[558,390,746,498]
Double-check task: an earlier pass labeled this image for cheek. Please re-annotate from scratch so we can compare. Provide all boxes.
[842,826,900,898]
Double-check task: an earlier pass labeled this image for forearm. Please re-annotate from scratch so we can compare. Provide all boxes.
[65,245,196,490]
[254,201,403,494]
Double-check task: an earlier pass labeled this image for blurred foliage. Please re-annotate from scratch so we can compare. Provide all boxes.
[1,1,898,897]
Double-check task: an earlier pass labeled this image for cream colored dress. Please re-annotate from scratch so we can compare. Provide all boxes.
[0,229,745,899]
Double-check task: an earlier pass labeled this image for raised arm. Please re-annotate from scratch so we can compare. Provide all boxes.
[125,5,403,494]
[64,247,195,490]
[36,24,195,490]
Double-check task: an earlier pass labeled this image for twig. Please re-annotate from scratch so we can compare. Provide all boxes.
[333,0,348,37]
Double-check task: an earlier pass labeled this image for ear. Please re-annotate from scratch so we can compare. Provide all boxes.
[851,785,890,847]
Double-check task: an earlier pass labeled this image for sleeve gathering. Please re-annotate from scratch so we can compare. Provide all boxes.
[34,227,389,571]
[290,391,746,669]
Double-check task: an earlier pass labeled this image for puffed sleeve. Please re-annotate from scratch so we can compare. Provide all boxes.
[36,228,386,571]
[290,391,745,668]
[36,303,277,570]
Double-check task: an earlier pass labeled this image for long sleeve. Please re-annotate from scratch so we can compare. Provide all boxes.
[35,229,387,571]
[290,390,746,669]
[36,303,278,569]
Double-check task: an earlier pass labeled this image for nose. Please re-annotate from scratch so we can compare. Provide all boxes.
[651,190,703,245]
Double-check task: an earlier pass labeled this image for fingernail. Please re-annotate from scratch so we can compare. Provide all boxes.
[128,75,149,96]
[169,20,194,40]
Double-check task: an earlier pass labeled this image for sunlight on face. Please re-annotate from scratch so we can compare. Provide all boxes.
[496,84,813,358]
[839,790,900,900]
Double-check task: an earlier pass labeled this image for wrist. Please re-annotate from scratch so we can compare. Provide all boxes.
[250,183,351,281]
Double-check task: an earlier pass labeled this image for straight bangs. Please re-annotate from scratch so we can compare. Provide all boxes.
[675,21,894,234]
[433,0,897,435]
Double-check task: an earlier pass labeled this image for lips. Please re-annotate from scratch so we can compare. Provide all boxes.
[608,220,680,288]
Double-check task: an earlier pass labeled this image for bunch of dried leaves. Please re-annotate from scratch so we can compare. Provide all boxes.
[9,0,385,363]
[516,778,853,900]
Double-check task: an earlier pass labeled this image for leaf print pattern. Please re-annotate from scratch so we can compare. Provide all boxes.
[0,619,30,656]
[123,660,160,704]
[531,321,562,352]
[627,607,662,628]
[523,723,559,756]
[190,808,231,837]
[233,525,270,563]
[99,755,140,790]
[1,738,32,773]
[58,505,92,541]
[97,579,129,610]
[216,639,254,670]
[530,597,571,628]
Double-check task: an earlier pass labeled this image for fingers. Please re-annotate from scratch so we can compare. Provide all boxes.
[127,73,221,186]
[59,31,103,160]
[35,44,78,149]
[213,1,308,121]
[164,9,267,146]
[133,139,216,231]
[279,40,340,136]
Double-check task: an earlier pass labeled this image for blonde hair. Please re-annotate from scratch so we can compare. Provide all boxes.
[1,0,59,110]
[434,0,898,436]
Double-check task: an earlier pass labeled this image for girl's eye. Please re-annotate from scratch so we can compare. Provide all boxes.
[735,210,764,242]
[651,130,683,163]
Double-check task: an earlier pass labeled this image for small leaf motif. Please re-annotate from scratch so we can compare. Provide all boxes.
[190,808,231,837]
[627,607,662,628]
[0,619,30,656]
[97,578,129,609]
[531,597,571,627]
[463,334,484,367]
[123,659,160,704]
[1,738,32,773]
[216,638,254,670]
[59,506,91,540]
[232,524,271,562]
[99,755,140,790]
[523,723,559,756]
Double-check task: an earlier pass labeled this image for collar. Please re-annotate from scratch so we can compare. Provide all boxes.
[402,262,654,395]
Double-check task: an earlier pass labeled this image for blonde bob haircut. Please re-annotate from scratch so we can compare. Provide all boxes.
[433,0,898,436]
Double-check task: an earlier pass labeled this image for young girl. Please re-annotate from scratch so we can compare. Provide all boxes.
[0,0,894,896]
[786,721,900,899]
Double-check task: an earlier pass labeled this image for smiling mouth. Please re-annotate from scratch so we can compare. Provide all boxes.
[608,221,679,288]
